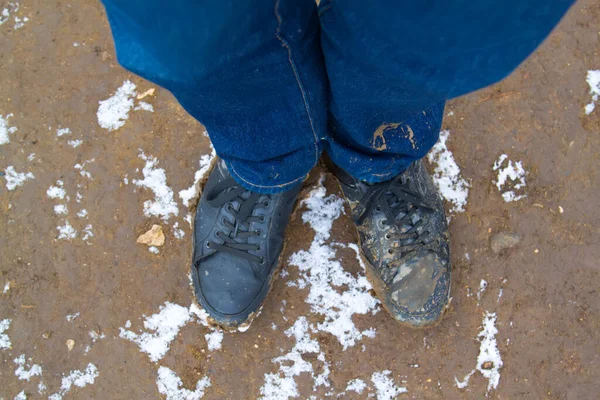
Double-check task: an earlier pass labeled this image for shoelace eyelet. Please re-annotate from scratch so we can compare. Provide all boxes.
[226,203,234,211]
[206,241,211,248]
[385,233,391,240]
[259,215,266,222]
[259,257,265,265]
[255,229,263,236]
[264,200,270,207]
[375,205,382,212]
[380,219,387,226]
[387,248,394,255]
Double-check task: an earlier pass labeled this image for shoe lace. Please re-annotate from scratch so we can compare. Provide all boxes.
[354,175,434,255]
[197,177,268,265]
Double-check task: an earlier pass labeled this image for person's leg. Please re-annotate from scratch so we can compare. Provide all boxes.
[319,0,574,181]
[101,0,327,194]
[100,0,327,329]
[318,0,574,327]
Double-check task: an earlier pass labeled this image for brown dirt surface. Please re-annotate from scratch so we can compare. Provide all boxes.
[1,0,599,399]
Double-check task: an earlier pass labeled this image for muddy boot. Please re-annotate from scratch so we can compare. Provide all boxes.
[191,160,302,330]
[329,159,451,327]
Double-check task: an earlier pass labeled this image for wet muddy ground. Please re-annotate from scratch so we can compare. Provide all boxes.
[1,0,599,399]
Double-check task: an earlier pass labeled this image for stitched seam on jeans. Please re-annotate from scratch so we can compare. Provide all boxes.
[274,0,320,170]
[229,162,307,189]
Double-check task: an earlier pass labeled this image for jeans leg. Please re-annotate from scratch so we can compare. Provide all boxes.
[101,0,327,194]
[318,0,574,182]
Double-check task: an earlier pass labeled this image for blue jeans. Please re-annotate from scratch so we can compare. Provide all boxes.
[102,0,573,194]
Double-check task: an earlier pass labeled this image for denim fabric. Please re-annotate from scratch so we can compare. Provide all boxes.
[101,0,573,193]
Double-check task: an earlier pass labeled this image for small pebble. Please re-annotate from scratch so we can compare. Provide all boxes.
[66,339,75,351]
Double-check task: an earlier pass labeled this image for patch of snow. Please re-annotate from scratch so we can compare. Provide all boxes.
[426,130,470,213]
[3,281,10,293]
[134,102,154,112]
[14,390,27,400]
[97,80,137,131]
[148,246,159,254]
[14,354,43,381]
[185,213,193,228]
[345,378,367,394]
[66,312,80,322]
[584,70,600,114]
[493,154,527,202]
[497,288,503,302]
[54,204,68,215]
[0,113,17,145]
[371,370,408,399]
[477,279,488,304]
[27,153,35,161]
[455,311,503,393]
[74,159,94,179]
[13,15,28,29]
[133,152,179,221]
[205,331,223,351]
[287,177,379,349]
[89,330,105,342]
[173,222,185,240]
[4,166,34,190]
[82,224,93,242]
[76,209,88,218]
[56,221,77,240]
[67,139,83,148]
[179,146,217,207]
[0,318,11,349]
[156,366,211,400]
[447,111,455,116]
[48,363,99,400]
[47,181,66,199]
[260,317,330,400]
[119,302,190,362]
[189,303,211,327]
[56,128,71,137]
[38,381,47,394]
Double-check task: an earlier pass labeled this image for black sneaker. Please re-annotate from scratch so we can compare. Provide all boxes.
[191,160,301,330]
[329,158,451,327]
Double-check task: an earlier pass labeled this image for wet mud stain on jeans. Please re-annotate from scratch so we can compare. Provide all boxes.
[372,122,400,151]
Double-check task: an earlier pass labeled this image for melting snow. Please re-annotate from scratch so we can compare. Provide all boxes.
[54,204,68,215]
[47,181,66,199]
[97,80,137,131]
[14,390,27,400]
[287,177,379,349]
[156,366,211,400]
[148,246,159,254]
[205,331,223,351]
[260,317,330,400]
[68,139,83,148]
[179,145,217,207]
[345,378,367,394]
[455,311,503,393]
[0,318,11,349]
[66,312,80,322]
[4,166,34,190]
[493,154,527,202]
[82,224,94,242]
[173,222,185,239]
[584,70,600,114]
[48,363,99,400]
[76,209,88,218]
[426,130,470,213]
[97,80,155,131]
[133,152,179,221]
[0,113,17,145]
[477,279,488,305]
[119,302,190,362]
[56,128,71,137]
[14,354,43,381]
[371,370,408,399]
[56,221,77,240]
